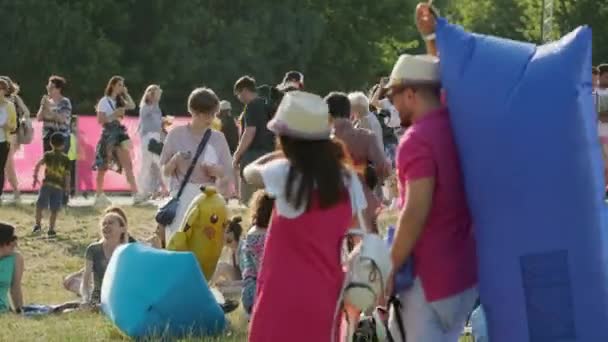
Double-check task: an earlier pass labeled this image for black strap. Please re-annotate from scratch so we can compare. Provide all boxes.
[386,296,406,342]
[106,97,115,111]
[175,128,212,199]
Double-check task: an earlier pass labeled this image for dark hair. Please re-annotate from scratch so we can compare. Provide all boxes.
[234,76,257,94]
[188,87,220,115]
[325,92,351,119]
[279,136,350,210]
[49,75,67,94]
[598,64,608,76]
[593,66,600,75]
[283,71,304,85]
[105,76,124,96]
[50,132,65,149]
[0,222,17,246]
[226,217,243,241]
[104,206,128,226]
[249,190,275,229]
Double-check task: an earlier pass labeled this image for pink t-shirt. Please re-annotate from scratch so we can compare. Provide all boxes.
[396,107,477,302]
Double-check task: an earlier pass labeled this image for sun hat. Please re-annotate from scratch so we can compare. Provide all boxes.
[385,54,440,88]
[267,91,330,140]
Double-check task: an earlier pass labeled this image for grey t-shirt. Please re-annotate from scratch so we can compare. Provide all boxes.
[85,242,109,303]
[138,104,163,136]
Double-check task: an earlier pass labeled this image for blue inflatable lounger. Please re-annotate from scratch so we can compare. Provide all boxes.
[101,243,226,339]
[435,18,608,342]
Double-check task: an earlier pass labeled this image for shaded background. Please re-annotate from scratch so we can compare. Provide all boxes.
[1,0,606,115]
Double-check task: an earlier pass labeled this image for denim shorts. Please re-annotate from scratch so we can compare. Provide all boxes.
[37,185,65,212]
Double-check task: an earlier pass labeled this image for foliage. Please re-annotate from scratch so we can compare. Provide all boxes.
[0,0,606,114]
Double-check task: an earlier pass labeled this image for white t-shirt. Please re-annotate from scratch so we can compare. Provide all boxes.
[259,159,367,219]
[97,96,117,118]
[379,98,401,128]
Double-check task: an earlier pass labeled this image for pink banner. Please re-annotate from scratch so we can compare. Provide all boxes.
[4,116,189,193]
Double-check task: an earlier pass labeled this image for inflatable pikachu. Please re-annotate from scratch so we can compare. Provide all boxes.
[166,186,227,280]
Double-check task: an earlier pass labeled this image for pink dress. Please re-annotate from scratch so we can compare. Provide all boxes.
[248,159,367,342]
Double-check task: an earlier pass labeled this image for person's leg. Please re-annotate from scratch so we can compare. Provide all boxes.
[116,143,138,195]
[137,134,154,196]
[429,286,479,341]
[389,278,447,342]
[5,139,20,199]
[63,269,84,295]
[0,142,9,198]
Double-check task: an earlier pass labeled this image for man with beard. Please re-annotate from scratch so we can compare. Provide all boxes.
[384,4,478,341]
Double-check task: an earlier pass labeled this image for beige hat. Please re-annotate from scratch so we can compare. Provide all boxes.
[219,100,231,111]
[385,54,440,88]
[267,91,330,140]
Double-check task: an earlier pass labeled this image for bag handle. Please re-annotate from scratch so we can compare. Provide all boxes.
[175,128,212,200]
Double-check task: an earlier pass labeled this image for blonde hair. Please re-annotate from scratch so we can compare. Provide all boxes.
[100,212,128,244]
[139,84,162,109]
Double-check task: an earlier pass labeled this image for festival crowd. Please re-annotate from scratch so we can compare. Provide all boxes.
[0,3,607,342]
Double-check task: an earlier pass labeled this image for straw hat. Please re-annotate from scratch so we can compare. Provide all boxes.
[385,54,440,88]
[267,91,330,140]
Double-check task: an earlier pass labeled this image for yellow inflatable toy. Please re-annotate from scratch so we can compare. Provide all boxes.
[166,186,227,280]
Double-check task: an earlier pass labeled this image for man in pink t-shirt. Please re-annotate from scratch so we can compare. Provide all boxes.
[384,51,478,340]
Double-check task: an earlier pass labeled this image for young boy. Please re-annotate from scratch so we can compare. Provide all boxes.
[32,132,71,237]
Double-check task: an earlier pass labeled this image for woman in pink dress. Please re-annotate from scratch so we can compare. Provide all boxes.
[243,91,367,342]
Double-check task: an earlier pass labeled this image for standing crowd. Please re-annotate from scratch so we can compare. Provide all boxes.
[0,3,606,341]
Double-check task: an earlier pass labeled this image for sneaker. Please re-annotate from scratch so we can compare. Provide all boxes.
[94,194,112,208]
[32,224,42,234]
[133,194,149,206]
[47,229,57,238]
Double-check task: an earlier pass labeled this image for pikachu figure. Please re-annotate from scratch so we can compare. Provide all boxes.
[167,186,227,280]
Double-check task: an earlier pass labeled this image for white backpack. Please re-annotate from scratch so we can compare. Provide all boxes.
[331,211,393,342]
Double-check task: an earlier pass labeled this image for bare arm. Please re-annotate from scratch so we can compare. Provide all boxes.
[15,96,31,119]
[10,252,24,312]
[32,159,44,187]
[122,93,136,110]
[162,154,181,177]
[80,260,94,303]
[243,151,283,188]
[390,177,435,270]
[416,3,438,57]
[233,127,256,165]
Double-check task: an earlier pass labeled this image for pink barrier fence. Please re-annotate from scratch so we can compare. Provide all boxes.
[3,116,189,193]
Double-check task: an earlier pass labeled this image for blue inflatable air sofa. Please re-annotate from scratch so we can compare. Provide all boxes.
[101,243,226,339]
[435,18,608,342]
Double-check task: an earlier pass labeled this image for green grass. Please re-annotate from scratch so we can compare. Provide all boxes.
[0,203,407,341]
[0,204,249,341]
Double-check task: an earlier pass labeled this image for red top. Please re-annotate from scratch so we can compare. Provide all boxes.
[396,107,478,301]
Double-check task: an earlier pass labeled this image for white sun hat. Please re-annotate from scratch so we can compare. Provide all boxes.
[267,91,331,140]
[385,54,441,88]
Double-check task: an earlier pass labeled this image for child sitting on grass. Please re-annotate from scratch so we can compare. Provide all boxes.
[32,132,71,237]
[240,190,274,316]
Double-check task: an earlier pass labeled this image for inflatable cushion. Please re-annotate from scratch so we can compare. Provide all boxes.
[101,243,226,338]
[436,18,608,342]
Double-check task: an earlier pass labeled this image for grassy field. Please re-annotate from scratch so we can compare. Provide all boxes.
[0,202,415,341]
[0,204,251,341]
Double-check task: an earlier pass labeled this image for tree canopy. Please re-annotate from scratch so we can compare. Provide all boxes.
[0,0,606,115]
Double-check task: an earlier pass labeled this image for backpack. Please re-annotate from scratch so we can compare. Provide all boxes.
[331,207,393,342]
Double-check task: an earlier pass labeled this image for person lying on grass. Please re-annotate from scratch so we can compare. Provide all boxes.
[0,222,24,314]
